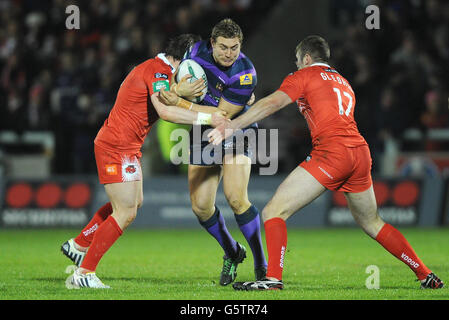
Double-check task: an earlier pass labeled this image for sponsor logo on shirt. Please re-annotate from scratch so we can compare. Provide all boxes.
[216,82,224,92]
[154,72,169,79]
[239,74,253,85]
[152,80,170,92]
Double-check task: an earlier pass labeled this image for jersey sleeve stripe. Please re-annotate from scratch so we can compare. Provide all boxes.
[193,57,229,83]
[228,87,253,95]
[190,41,201,57]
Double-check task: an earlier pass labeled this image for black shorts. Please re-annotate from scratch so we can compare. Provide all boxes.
[189,125,256,166]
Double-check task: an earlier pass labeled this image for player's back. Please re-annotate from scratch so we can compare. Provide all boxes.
[95,57,170,154]
[279,63,366,148]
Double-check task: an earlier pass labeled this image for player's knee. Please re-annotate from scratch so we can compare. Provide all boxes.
[224,191,250,214]
[226,197,246,214]
[191,198,215,221]
[261,201,284,222]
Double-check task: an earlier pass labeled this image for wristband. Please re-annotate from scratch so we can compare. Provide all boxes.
[195,112,211,125]
[176,98,193,110]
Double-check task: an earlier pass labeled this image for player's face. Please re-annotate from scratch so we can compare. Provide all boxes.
[211,37,241,67]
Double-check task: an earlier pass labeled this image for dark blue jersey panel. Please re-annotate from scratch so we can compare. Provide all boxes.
[185,40,258,129]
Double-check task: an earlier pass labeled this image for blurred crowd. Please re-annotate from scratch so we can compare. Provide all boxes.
[0,0,448,176]
[329,0,449,173]
[0,0,274,174]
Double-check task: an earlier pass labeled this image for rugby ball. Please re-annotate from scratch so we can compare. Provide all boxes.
[176,59,208,103]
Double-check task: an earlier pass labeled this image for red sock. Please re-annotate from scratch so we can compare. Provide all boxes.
[375,223,431,280]
[264,217,287,281]
[80,215,122,272]
[74,202,113,248]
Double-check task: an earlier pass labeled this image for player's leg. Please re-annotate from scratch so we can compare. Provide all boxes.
[189,164,246,285]
[222,153,267,280]
[79,180,142,274]
[262,166,326,280]
[189,164,245,284]
[345,186,444,288]
[234,166,327,291]
[61,201,113,266]
[70,180,142,289]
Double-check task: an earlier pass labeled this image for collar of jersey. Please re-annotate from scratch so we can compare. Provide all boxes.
[310,62,331,68]
[156,53,176,73]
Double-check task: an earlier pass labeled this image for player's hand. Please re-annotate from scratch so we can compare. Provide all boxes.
[247,93,255,106]
[159,89,180,106]
[208,118,236,145]
[176,75,206,97]
[210,111,228,128]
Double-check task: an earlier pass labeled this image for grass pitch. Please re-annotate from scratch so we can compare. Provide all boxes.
[0,227,448,300]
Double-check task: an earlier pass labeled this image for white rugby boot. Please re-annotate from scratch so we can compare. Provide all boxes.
[68,267,111,289]
[61,238,86,267]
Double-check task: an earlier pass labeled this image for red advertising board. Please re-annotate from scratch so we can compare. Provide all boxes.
[1,178,95,228]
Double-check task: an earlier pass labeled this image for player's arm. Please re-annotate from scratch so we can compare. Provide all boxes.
[208,90,292,144]
[150,92,224,126]
[233,90,291,127]
[159,89,221,114]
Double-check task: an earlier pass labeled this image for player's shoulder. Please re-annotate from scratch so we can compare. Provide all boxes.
[234,52,256,73]
[227,56,256,89]
[187,40,210,59]
[139,56,172,77]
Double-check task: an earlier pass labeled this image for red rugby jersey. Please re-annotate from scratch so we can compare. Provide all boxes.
[278,63,367,148]
[95,54,174,155]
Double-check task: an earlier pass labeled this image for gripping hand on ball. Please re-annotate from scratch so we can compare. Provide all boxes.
[174,75,206,97]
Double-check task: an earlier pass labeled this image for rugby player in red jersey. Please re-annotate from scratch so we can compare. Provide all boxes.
[209,35,444,290]
[61,34,225,288]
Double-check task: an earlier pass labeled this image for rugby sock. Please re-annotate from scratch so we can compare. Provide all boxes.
[235,205,267,268]
[198,206,238,258]
[375,223,431,280]
[80,215,123,272]
[74,202,113,248]
[264,217,287,281]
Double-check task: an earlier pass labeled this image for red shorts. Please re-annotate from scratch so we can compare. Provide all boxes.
[300,143,372,193]
[94,144,142,184]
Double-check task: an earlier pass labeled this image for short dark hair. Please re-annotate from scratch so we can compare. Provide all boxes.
[295,35,330,63]
[211,18,243,43]
[165,34,201,61]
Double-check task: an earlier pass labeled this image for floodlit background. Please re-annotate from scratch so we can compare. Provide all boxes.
[1,0,449,229]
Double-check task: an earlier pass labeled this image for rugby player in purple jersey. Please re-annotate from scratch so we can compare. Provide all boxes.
[160,19,267,286]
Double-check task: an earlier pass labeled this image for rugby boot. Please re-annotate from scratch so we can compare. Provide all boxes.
[420,272,444,289]
[68,267,110,289]
[219,242,246,286]
[233,278,284,291]
[61,238,86,267]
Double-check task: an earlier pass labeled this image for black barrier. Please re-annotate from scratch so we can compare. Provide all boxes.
[1,177,96,228]
[327,178,423,226]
